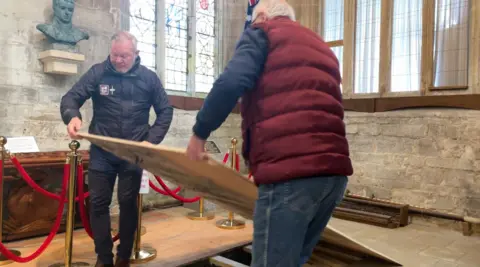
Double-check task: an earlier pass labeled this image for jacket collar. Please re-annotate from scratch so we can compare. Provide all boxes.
[105,55,141,77]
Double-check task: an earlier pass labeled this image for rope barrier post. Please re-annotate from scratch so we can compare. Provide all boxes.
[186,197,214,220]
[130,193,156,263]
[0,137,21,266]
[186,141,218,220]
[216,138,245,230]
[49,141,89,267]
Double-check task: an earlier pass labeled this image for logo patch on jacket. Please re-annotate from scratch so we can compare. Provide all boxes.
[99,84,110,96]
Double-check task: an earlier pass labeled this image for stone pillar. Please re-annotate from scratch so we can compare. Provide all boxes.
[288,0,321,33]
[119,0,130,31]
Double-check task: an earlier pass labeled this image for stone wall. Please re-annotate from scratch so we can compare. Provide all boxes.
[0,0,122,150]
[0,0,244,214]
[4,0,477,220]
[345,108,480,217]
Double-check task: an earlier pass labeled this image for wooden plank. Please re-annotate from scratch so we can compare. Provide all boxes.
[309,251,348,266]
[348,259,401,267]
[399,205,410,227]
[209,256,249,267]
[343,98,375,112]
[335,207,393,220]
[8,207,253,267]
[314,245,363,263]
[462,221,473,236]
[332,209,398,229]
[373,94,480,112]
[341,197,410,227]
[428,85,468,91]
[78,132,402,266]
[326,40,344,48]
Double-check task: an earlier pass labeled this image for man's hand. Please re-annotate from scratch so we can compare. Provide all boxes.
[67,117,82,139]
[186,135,208,161]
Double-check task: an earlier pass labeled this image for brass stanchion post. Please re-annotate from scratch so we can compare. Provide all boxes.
[186,197,215,220]
[130,194,156,263]
[49,141,88,267]
[0,137,21,266]
[186,142,215,220]
[216,138,245,230]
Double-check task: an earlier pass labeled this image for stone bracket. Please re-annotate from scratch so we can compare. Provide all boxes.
[38,50,85,75]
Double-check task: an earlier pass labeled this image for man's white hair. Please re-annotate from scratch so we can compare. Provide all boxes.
[111,31,138,52]
[252,0,296,22]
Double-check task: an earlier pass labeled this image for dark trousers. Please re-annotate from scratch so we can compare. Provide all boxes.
[251,175,348,267]
[88,145,142,264]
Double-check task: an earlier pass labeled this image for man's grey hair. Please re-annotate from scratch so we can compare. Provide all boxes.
[252,0,296,22]
[111,31,138,52]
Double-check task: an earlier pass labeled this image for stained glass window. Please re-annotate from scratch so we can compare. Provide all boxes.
[130,0,217,94]
[165,0,189,91]
[129,0,157,70]
[195,0,216,93]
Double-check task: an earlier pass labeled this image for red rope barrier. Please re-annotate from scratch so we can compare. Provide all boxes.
[0,160,3,183]
[10,156,88,202]
[77,163,93,238]
[148,151,234,202]
[235,153,240,171]
[0,161,68,262]
[154,175,200,203]
[77,163,119,242]
[148,180,181,195]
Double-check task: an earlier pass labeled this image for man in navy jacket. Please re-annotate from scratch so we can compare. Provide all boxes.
[60,31,173,267]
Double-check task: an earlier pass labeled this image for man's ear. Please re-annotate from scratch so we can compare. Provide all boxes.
[253,13,268,24]
[135,50,140,56]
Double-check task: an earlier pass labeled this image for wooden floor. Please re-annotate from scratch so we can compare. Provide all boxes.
[4,207,253,267]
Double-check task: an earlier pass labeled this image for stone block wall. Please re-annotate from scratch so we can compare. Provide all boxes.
[345,109,480,217]
[3,0,478,219]
[0,0,245,214]
[0,0,121,150]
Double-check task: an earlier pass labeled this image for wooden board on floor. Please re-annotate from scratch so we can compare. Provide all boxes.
[8,207,253,267]
[78,133,402,266]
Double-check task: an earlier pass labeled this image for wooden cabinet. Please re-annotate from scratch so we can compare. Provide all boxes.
[2,150,89,242]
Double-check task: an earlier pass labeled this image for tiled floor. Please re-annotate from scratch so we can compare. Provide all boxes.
[328,217,480,267]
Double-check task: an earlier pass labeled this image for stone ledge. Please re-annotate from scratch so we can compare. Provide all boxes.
[38,49,85,75]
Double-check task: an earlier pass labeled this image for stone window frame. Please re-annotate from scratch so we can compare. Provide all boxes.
[171,0,480,114]
[318,0,480,113]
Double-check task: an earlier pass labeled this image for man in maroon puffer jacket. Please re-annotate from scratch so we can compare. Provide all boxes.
[186,0,353,266]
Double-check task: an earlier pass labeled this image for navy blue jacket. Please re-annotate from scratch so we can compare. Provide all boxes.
[193,27,269,139]
[60,56,173,145]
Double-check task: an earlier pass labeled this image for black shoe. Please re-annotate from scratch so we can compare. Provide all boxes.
[114,257,130,267]
[95,259,114,267]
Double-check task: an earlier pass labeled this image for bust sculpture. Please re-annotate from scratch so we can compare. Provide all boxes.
[36,0,89,46]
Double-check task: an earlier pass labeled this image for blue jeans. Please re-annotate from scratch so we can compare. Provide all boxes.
[251,175,348,267]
